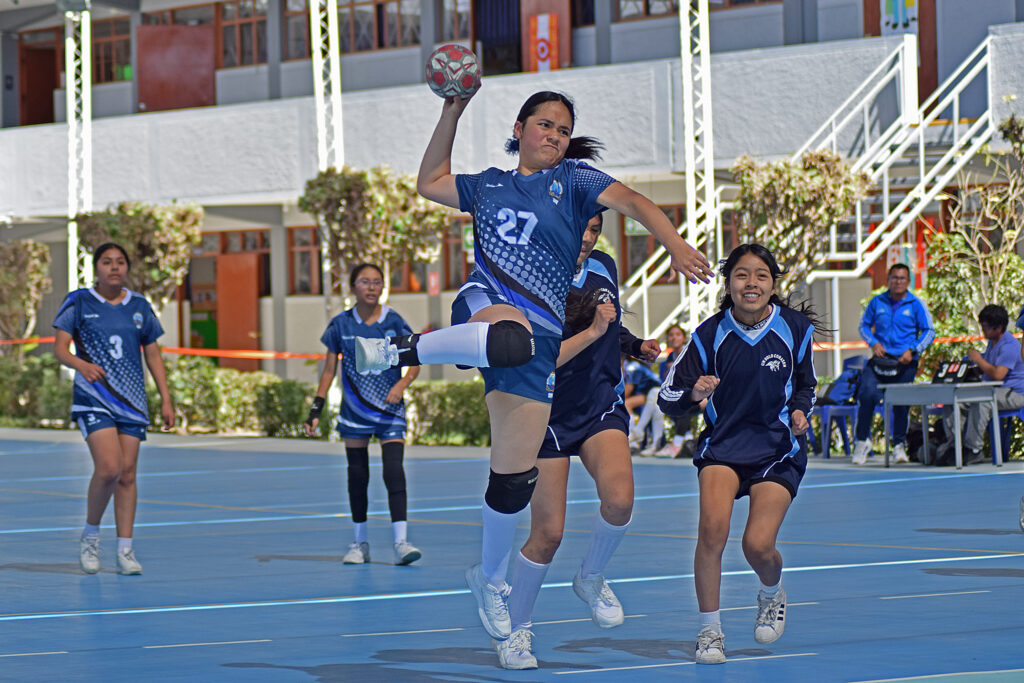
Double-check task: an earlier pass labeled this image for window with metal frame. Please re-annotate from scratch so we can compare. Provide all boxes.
[442,216,473,290]
[708,0,781,10]
[92,17,131,83]
[283,0,311,60]
[337,0,420,54]
[218,0,268,68]
[288,227,323,294]
[438,0,471,42]
[617,0,677,20]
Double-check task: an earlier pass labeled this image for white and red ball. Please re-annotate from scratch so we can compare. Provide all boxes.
[425,44,481,100]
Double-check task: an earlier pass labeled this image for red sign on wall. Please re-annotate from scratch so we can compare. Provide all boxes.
[528,13,559,72]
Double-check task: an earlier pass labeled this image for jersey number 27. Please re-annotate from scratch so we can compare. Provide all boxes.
[496,208,538,245]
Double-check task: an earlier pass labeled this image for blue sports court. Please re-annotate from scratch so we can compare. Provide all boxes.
[2,427,1023,682]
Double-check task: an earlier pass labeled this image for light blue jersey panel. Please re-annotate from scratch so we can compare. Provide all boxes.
[321,306,413,432]
[455,158,615,335]
[53,288,163,424]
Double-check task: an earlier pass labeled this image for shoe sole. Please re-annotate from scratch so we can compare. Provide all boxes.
[343,558,367,565]
[696,653,726,665]
[80,563,99,574]
[118,568,142,575]
[466,566,510,640]
[395,550,421,566]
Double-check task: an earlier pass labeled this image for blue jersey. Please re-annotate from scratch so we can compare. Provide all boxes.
[625,360,660,396]
[659,305,817,466]
[321,306,413,432]
[53,288,163,425]
[549,251,640,433]
[455,158,616,336]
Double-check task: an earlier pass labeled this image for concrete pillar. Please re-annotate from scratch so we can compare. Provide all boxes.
[783,0,817,45]
[269,211,288,377]
[129,11,141,112]
[595,0,611,65]
[420,0,437,66]
[267,0,282,99]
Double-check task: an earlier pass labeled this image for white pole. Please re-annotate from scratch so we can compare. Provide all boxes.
[66,8,93,290]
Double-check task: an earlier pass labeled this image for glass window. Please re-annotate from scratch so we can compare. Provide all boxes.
[219,0,268,67]
[337,1,420,53]
[288,227,321,295]
[91,17,131,84]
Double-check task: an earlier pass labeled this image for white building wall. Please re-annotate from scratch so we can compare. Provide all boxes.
[817,0,862,42]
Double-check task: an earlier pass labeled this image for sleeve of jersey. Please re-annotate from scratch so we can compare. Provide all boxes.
[658,337,705,418]
[788,323,817,416]
[455,173,483,213]
[394,313,414,337]
[140,302,164,346]
[859,298,879,347]
[320,324,341,354]
[572,163,616,219]
[619,326,644,358]
[52,292,77,333]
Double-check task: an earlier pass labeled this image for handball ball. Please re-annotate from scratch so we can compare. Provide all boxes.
[425,44,481,99]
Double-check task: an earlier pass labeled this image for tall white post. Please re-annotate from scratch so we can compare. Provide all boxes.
[679,0,716,331]
[65,8,93,290]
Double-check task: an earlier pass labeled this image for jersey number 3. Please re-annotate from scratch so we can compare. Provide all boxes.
[108,335,123,359]
[496,208,538,245]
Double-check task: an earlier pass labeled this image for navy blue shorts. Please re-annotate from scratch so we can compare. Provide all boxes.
[75,411,148,441]
[451,280,560,404]
[336,423,406,441]
[539,403,629,458]
[695,453,805,500]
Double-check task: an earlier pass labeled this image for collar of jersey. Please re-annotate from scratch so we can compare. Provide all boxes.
[725,304,777,345]
[512,166,553,182]
[350,305,390,325]
[89,287,132,305]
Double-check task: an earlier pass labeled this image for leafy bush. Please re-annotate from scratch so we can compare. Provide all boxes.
[405,379,491,446]
[0,352,71,426]
[256,379,314,437]
[161,355,220,432]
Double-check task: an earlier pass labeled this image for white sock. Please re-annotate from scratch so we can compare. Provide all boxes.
[579,514,630,579]
[116,537,132,553]
[392,521,407,544]
[759,579,781,597]
[414,322,491,366]
[508,551,550,632]
[353,521,368,544]
[480,502,520,586]
[635,394,656,433]
[82,523,100,539]
[700,610,721,630]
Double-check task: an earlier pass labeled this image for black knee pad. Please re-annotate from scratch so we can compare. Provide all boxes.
[484,467,539,514]
[486,320,535,368]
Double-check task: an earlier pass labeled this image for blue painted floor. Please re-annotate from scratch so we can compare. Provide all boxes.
[2,427,1023,682]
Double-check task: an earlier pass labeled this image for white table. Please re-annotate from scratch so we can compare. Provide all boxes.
[880,381,1003,469]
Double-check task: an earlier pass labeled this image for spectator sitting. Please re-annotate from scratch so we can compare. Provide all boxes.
[624,356,662,454]
[936,304,1024,465]
[851,263,935,465]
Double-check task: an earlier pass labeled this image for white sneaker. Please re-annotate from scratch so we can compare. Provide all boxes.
[354,337,398,373]
[754,585,786,644]
[654,443,680,458]
[573,572,624,628]
[695,625,726,664]
[852,439,871,465]
[116,547,142,575]
[639,444,658,457]
[892,443,909,463]
[343,541,370,564]
[393,540,421,565]
[80,536,100,574]
[494,628,538,670]
[465,563,511,640]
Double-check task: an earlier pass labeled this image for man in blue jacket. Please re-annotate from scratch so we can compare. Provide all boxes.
[852,263,935,464]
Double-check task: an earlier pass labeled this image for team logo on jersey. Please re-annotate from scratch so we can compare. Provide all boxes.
[546,371,556,398]
[595,288,615,304]
[132,312,144,329]
[549,179,563,204]
[761,353,787,372]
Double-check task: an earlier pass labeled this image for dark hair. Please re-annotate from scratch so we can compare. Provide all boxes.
[718,243,831,336]
[349,263,384,288]
[503,91,604,161]
[665,323,685,340]
[888,263,911,277]
[979,304,1009,332]
[92,242,131,271]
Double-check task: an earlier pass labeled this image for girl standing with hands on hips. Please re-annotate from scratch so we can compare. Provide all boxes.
[53,243,175,575]
[354,88,712,642]
[659,244,824,665]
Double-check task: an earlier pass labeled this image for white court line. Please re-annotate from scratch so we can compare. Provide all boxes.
[0,650,68,658]
[880,590,991,600]
[721,601,819,612]
[342,627,465,638]
[552,651,818,675]
[143,639,271,649]
[853,669,1024,682]
[2,551,1021,623]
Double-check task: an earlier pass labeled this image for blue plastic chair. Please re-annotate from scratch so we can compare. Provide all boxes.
[988,406,1024,464]
[811,356,868,458]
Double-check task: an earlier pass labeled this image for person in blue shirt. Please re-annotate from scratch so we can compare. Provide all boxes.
[658,243,823,665]
[52,242,175,576]
[495,213,659,669]
[303,263,422,566]
[623,357,664,454]
[354,89,713,643]
[852,263,935,465]
[937,304,1024,465]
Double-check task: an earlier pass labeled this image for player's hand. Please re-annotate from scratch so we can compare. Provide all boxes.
[872,342,886,358]
[790,409,808,436]
[590,302,617,337]
[670,242,714,284]
[639,339,661,363]
[898,349,913,364]
[78,362,105,383]
[385,386,405,404]
[966,348,982,364]
[691,375,719,402]
[303,417,319,437]
[443,90,475,117]
[161,402,176,431]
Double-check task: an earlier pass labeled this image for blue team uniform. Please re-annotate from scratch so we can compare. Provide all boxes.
[625,360,660,396]
[53,288,163,440]
[539,251,641,458]
[452,158,616,402]
[321,306,413,440]
[658,305,817,498]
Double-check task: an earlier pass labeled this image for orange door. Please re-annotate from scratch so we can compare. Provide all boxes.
[19,45,57,125]
[216,252,260,372]
[137,24,215,113]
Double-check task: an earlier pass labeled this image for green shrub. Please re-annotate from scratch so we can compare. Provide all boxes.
[405,379,490,446]
[0,352,71,426]
[162,355,220,432]
[256,378,314,437]
[215,367,278,433]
